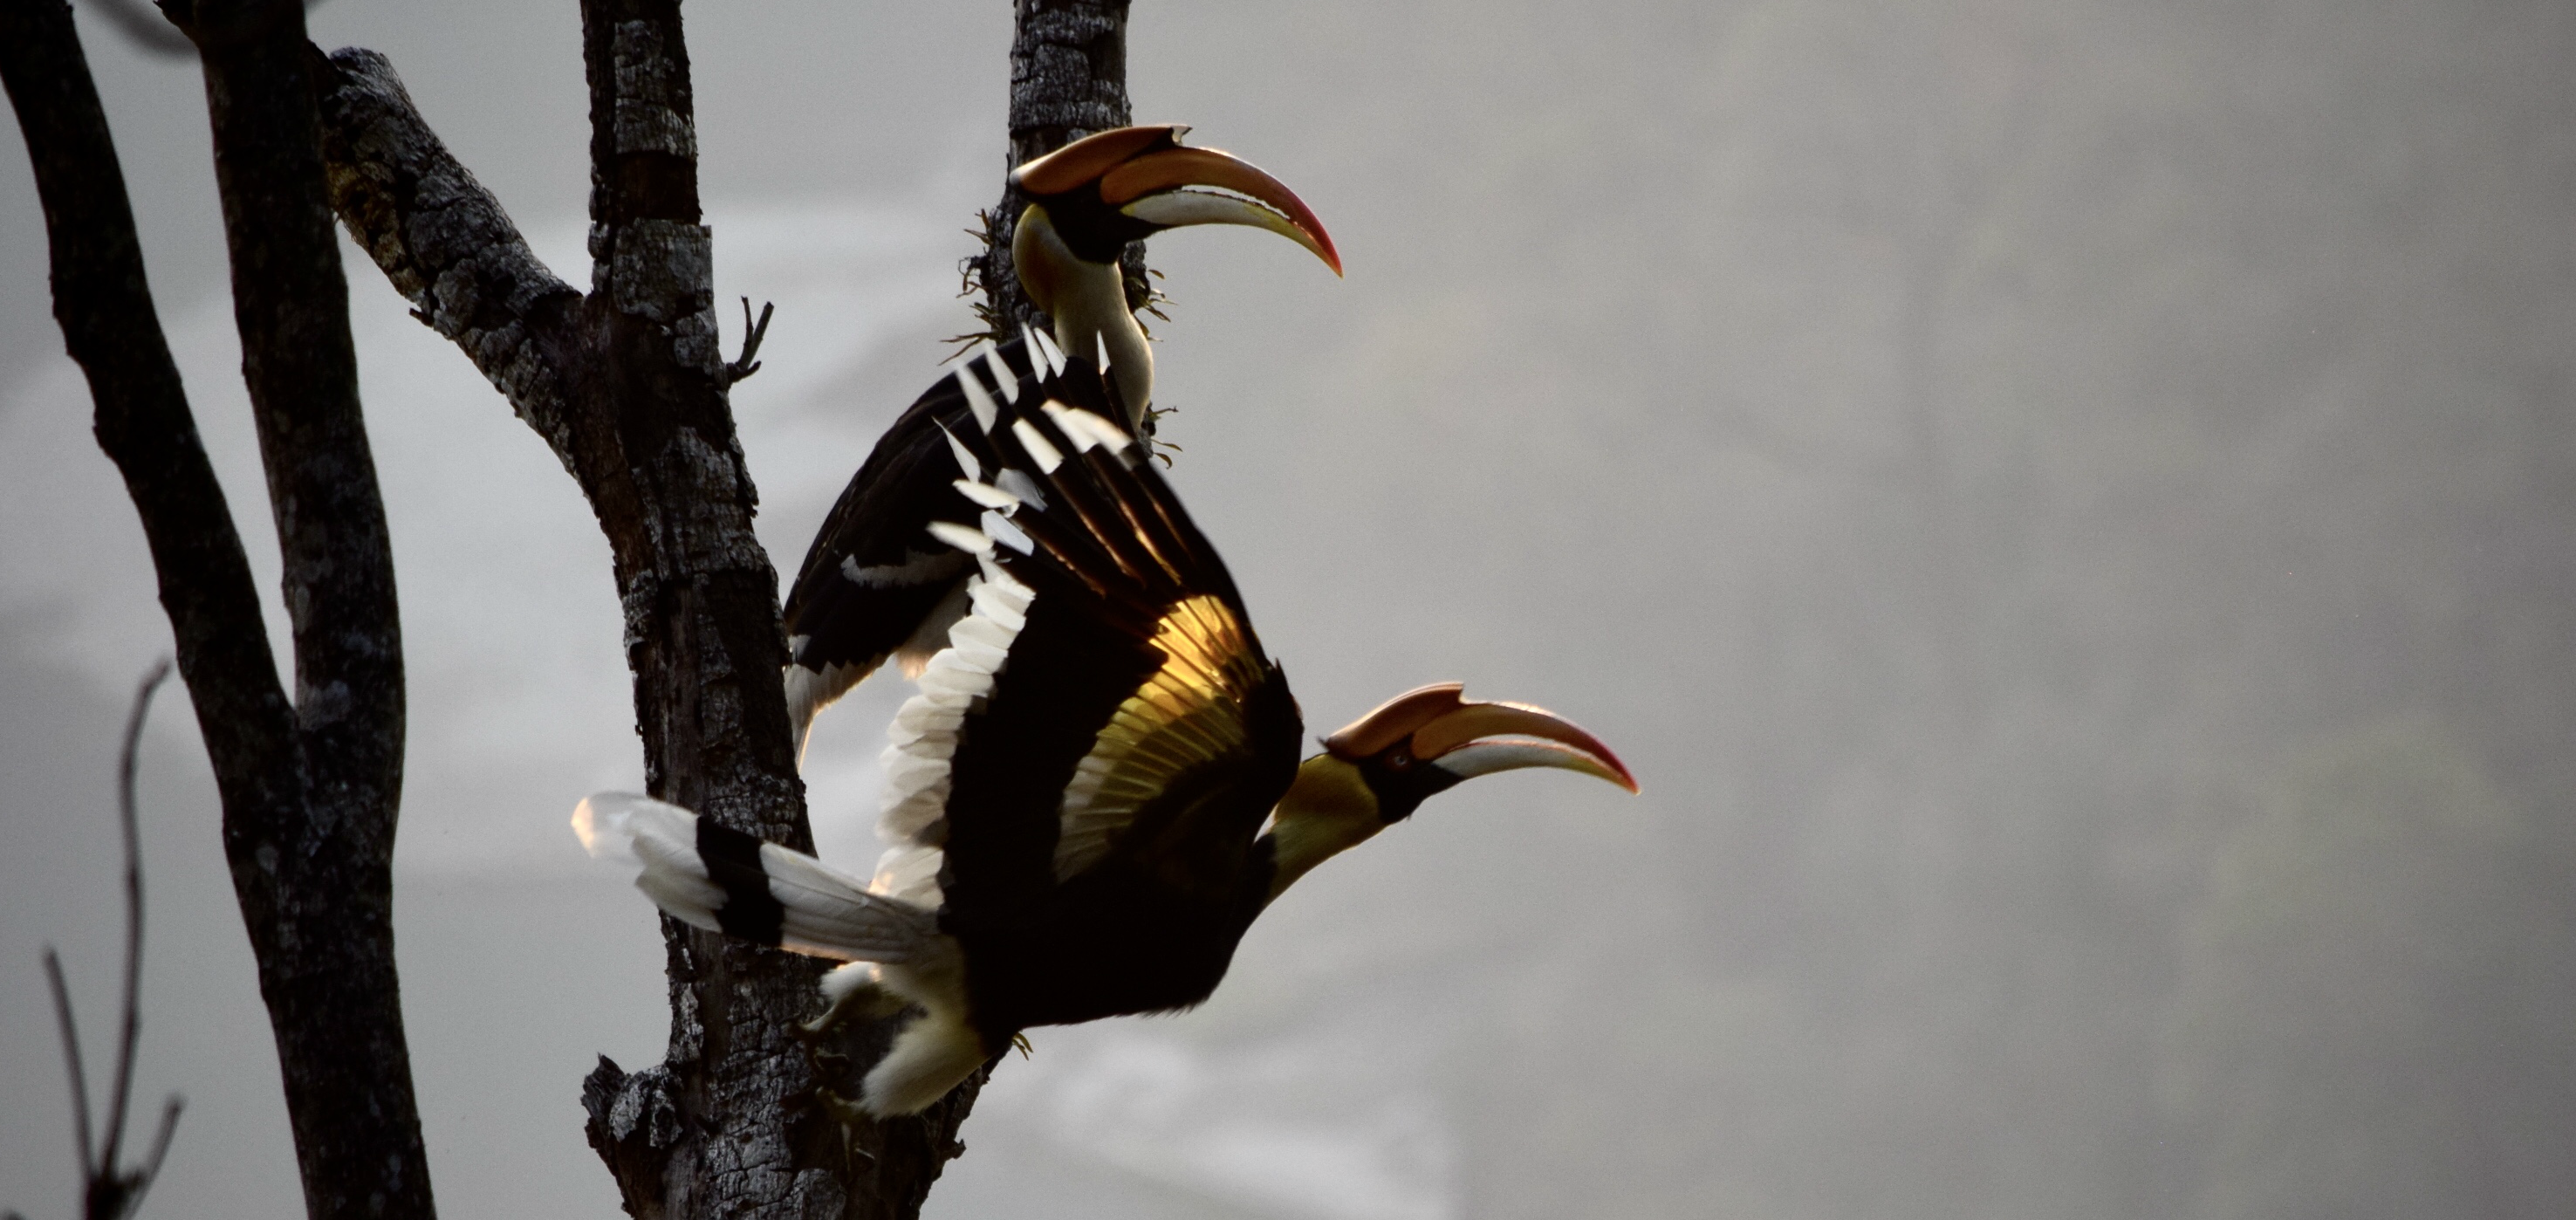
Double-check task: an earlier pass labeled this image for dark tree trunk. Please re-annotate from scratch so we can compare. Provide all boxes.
[569,3,851,1213]
[316,19,849,1215]
[15,0,1144,1214]
[965,0,1150,339]
[9,0,1150,1210]
[0,2,434,1218]
[312,0,1082,1206]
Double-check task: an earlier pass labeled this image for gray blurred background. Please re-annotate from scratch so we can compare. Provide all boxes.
[5,1,2573,1217]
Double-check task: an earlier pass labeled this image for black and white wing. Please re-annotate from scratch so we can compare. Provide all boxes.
[868,353,1304,929]
[572,792,942,963]
[781,331,1065,751]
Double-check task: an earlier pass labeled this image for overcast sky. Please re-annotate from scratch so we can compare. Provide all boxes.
[4,2,2573,1218]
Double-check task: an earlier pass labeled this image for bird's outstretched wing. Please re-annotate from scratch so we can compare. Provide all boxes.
[870,350,1303,929]
[781,334,1053,751]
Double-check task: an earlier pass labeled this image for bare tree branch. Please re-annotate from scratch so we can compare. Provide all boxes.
[321,17,991,1213]
[178,11,405,806]
[19,664,188,1220]
[306,3,1145,1213]
[0,0,299,826]
[6,0,435,1214]
[315,47,588,468]
[134,1097,185,1201]
[319,13,915,1217]
[565,4,857,1213]
[41,949,99,1181]
[147,3,435,1213]
[97,660,172,1180]
[0,12,270,1208]
[966,0,1144,340]
[723,296,773,386]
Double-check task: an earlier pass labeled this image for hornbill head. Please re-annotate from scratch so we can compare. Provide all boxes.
[1009,124,1340,422]
[1264,683,1637,901]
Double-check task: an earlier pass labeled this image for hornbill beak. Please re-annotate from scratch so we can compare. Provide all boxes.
[1262,682,1635,902]
[1324,682,1638,792]
[1012,124,1343,276]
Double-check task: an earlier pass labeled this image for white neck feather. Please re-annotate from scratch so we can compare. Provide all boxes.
[1014,208,1154,426]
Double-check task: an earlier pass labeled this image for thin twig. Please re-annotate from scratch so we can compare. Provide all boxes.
[29,664,186,1220]
[723,297,774,386]
[99,660,169,1175]
[134,1096,186,1202]
[44,949,99,1176]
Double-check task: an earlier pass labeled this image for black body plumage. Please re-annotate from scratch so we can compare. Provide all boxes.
[593,342,1315,1097]
[578,323,1633,1116]
[784,334,1157,738]
[779,347,1008,711]
[917,349,1305,1042]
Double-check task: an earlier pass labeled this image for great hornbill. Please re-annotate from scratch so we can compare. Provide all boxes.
[578,353,1633,1117]
[782,125,1340,754]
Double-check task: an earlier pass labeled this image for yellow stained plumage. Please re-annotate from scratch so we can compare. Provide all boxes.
[1053,594,1265,879]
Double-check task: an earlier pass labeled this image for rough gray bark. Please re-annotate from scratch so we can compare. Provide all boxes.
[313,5,1004,1214]
[963,0,1151,340]
[0,1,434,1218]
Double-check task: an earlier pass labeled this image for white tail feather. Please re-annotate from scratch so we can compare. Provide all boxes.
[573,792,692,867]
[579,792,979,1116]
[755,841,935,961]
[574,792,937,963]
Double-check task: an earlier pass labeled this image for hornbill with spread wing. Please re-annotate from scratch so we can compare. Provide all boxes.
[781,125,1340,753]
[579,355,1632,1116]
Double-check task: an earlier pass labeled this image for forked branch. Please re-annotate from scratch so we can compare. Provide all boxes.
[724,296,775,385]
[301,2,1149,1215]
[24,663,187,1220]
[4,2,434,1215]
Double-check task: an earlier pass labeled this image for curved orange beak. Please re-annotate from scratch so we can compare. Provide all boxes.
[1323,682,1638,792]
[1011,125,1341,276]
